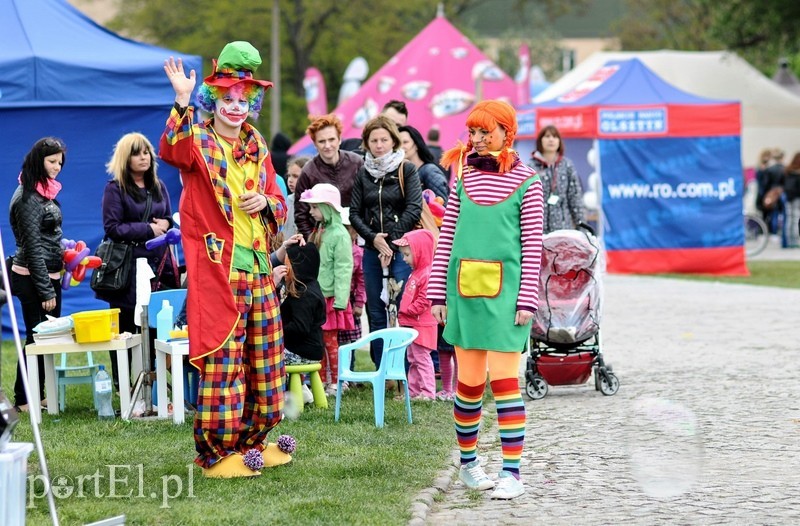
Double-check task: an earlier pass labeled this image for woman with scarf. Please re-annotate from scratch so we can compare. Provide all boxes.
[349,115,422,369]
[9,137,68,412]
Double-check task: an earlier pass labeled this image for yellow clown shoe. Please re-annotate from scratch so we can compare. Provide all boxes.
[262,442,293,467]
[203,453,262,478]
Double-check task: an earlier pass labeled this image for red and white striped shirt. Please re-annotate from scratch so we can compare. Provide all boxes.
[428,161,544,312]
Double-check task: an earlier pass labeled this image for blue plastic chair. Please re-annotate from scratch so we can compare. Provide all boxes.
[55,351,100,411]
[147,289,198,406]
[334,327,418,428]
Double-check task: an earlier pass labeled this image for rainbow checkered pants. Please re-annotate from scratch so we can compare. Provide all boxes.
[193,271,285,468]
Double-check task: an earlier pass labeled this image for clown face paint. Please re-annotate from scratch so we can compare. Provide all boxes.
[214,85,250,130]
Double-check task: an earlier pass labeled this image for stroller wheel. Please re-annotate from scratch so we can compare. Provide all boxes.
[599,372,620,396]
[525,376,548,400]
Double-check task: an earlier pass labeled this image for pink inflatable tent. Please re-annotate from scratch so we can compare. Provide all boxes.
[289,14,516,156]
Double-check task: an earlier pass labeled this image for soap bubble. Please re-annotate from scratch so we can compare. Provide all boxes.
[626,397,703,498]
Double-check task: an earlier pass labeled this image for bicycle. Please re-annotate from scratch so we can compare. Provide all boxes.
[744,213,769,257]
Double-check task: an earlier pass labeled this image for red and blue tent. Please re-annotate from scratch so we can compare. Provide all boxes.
[517,58,746,275]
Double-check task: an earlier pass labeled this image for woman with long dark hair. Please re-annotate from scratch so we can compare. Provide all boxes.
[9,137,68,412]
[398,125,449,203]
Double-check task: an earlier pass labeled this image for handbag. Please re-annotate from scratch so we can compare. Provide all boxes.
[90,192,152,293]
[398,162,440,239]
[89,241,134,292]
[762,186,784,211]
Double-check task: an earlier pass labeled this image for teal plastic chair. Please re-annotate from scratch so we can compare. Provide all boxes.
[55,351,100,411]
[334,327,418,428]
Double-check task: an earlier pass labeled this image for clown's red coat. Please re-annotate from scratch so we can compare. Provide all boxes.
[159,106,286,369]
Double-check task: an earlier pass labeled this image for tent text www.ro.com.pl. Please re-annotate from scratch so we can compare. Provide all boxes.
[606,178,736,201]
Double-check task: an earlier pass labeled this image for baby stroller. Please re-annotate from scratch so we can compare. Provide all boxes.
[525,224,619,399]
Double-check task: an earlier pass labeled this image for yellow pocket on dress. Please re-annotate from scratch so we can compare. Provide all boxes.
[457,259,502,298]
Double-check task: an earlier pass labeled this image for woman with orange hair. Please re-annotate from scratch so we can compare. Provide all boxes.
[429,100,544,499]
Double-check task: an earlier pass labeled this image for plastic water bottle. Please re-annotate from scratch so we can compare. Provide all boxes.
[95,365,115,420]
[156,299,173,340]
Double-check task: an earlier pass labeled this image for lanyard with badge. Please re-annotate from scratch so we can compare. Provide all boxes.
[546,164,560,206]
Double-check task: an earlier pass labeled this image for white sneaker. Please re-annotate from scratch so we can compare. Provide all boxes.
[325,384,338,396]
[458,460,495,491]
[490,471,525,499]
[301,384,314,404]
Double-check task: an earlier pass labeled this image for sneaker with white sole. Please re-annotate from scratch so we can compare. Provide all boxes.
[458,460,495,491]
[490,471,525,499]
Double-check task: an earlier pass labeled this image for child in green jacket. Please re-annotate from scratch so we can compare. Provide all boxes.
[300,183,354,394]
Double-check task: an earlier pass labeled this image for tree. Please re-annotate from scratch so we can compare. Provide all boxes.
[615,0,800,75]
[110,0,474,139]
[109,0,591,140]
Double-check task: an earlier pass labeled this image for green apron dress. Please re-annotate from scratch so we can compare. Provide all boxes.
[443,172,539,352]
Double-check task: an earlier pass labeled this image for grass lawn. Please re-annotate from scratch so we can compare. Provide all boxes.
[654,260,800,289]
[1,343,455,525]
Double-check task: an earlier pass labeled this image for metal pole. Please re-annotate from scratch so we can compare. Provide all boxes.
[270,0,281,140]
[0,233,60,525]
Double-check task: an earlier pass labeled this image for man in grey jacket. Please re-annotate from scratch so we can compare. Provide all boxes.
[293,114,364,239]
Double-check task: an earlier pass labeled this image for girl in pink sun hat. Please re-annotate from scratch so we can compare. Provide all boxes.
[300,183,354,394]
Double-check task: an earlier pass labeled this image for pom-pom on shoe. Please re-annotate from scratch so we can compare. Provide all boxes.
[242,449,264,471]
[277,434,297,454]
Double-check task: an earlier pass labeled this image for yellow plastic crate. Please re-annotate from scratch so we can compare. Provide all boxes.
[71,308,120,343]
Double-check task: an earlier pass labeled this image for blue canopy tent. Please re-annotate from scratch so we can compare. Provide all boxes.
[516,59,746,275]
[0,0,202,337]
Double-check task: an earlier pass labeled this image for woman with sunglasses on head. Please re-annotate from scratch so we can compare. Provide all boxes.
[9,137,68,412]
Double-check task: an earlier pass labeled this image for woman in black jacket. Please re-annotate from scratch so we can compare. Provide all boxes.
[349,115,422,368]
[9,137,68,412]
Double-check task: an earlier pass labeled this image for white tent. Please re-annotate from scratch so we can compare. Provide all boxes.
[533,50,800,166]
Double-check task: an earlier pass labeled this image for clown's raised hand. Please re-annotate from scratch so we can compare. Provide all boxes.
[164,56,196,107]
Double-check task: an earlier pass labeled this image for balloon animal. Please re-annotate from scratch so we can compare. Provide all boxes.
[61,239,102,290]
[145,227,181,250]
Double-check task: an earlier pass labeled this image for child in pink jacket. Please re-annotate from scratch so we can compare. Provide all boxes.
[392,229,438,400]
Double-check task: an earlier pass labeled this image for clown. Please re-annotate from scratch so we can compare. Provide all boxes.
[160,42,289,478]
[429,100,544,499]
